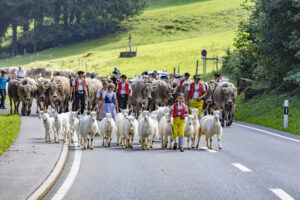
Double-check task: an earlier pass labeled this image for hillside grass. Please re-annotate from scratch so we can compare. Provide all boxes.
[0,0,247,77]
[0,114,21,154]
[235,93,300,136]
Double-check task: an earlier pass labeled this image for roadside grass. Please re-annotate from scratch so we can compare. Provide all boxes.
[235,93,300,136]
[0,114,21,154]
[0,0,247,77]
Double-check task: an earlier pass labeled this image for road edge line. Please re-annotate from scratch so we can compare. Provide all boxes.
[233,123,300,143]
[27,142,69,200]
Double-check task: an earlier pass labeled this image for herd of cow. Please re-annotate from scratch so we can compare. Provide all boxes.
[4,66,237,149]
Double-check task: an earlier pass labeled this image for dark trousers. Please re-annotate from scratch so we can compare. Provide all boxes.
[117,94,128,110]
[0,89,6,108]
[74,91,86,114]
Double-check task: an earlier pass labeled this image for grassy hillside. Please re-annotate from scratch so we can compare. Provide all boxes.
[235,93,300,136]
[0,0,247,77]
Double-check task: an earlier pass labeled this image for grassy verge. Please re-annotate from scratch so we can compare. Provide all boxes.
[0,113,21,154]
[235,93,300,136]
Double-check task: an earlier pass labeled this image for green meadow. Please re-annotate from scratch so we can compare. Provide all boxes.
[0,0,247,77]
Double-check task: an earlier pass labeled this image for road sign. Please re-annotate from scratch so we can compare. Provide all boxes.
[201,49,207,57]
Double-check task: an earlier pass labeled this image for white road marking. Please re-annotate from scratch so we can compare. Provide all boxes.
[234,123,300,143]
[270,188,295,200]
[200,147,217,153]
[52,135,82,200]
[232,163,252,172]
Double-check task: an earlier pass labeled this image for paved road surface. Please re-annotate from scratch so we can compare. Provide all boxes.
[45,122,300,200]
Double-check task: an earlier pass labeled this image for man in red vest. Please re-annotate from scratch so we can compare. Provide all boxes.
[174,72,190,94]
[71,71,89,114]
[215,72,223,83]
[186,74,207,118]
[116,74,132,110]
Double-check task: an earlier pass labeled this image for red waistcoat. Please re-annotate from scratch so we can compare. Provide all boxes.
[189,82,203,99]
[75,78,87,91]
[178,78,186,92]
[173,102,186,119]
[117,82,130,94]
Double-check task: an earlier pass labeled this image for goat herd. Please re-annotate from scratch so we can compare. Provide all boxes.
[4,67,237,151]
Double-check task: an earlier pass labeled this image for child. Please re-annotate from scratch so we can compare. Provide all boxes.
[97,83,119,120]
[0,70,10,109]
[96,81,108,120]
[169,93,189,152]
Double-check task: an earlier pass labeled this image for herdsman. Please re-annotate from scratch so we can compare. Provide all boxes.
[116,74,132,110]
[186,74,207,118]
[169,93,189,152]
[15,66,25,81]
[0,70,10,109]
[215,72,223,83]
[71,71,89,114]
[174,72,190,94]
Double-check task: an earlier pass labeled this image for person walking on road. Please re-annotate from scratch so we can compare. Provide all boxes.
[96,81,108,120]
[97,83,119,120]
[174,72,190,94]
[169,93,189,152]
[215,72,223,83]
[116,74,132,111]
[0,70,10,109]
[15,66,26,81]
[186,74,207,118]
[71,71,89,115]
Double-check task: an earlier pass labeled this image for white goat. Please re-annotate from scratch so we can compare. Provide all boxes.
[41,112,55,143]
[191,108,200,148]
[53,111,70,143]
[138,111,156,150]
[121,115,138,148]
[197,110,223,149]
[115,109,129,146]
[99,113,117,147]
[184,115,195,150]
[79,111,98,149]
[158,114,173,149]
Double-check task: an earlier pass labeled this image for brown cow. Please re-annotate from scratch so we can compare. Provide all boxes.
[3,67,17,79]
[26,67,52,79]
[48,76,71,113]
[203,80,217,115]
[53,70,76,80]
[86,78,103,112]
[17,78,37,115]
[8,80,21,114]
[128,80,154,117]
[36,78,51,112]
[150,80,174,109]
[213,82,237,127]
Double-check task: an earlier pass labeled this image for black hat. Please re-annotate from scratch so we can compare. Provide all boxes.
[193,74,201,79]
[214,72,220,77]
[77,71,85,74]
[184,72,190,77]
[121,74,127,78]
[1,70,7,74]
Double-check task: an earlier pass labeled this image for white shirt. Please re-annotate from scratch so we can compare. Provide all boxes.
[15,68,26,78]
[187,82,207,99]
[216,78,223,83]
[171,103,188,116]
[72,78,88,91]
[96,89,106,98]
[116,82,132,95]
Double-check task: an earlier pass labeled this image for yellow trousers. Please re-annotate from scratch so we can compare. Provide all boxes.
[189,99,204,118]
[173,117,185,138]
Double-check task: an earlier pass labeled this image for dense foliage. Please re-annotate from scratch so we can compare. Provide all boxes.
[222,0,300,93]
[0,0,146,56]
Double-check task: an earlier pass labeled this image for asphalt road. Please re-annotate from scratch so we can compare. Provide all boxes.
[45,121,300,200]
